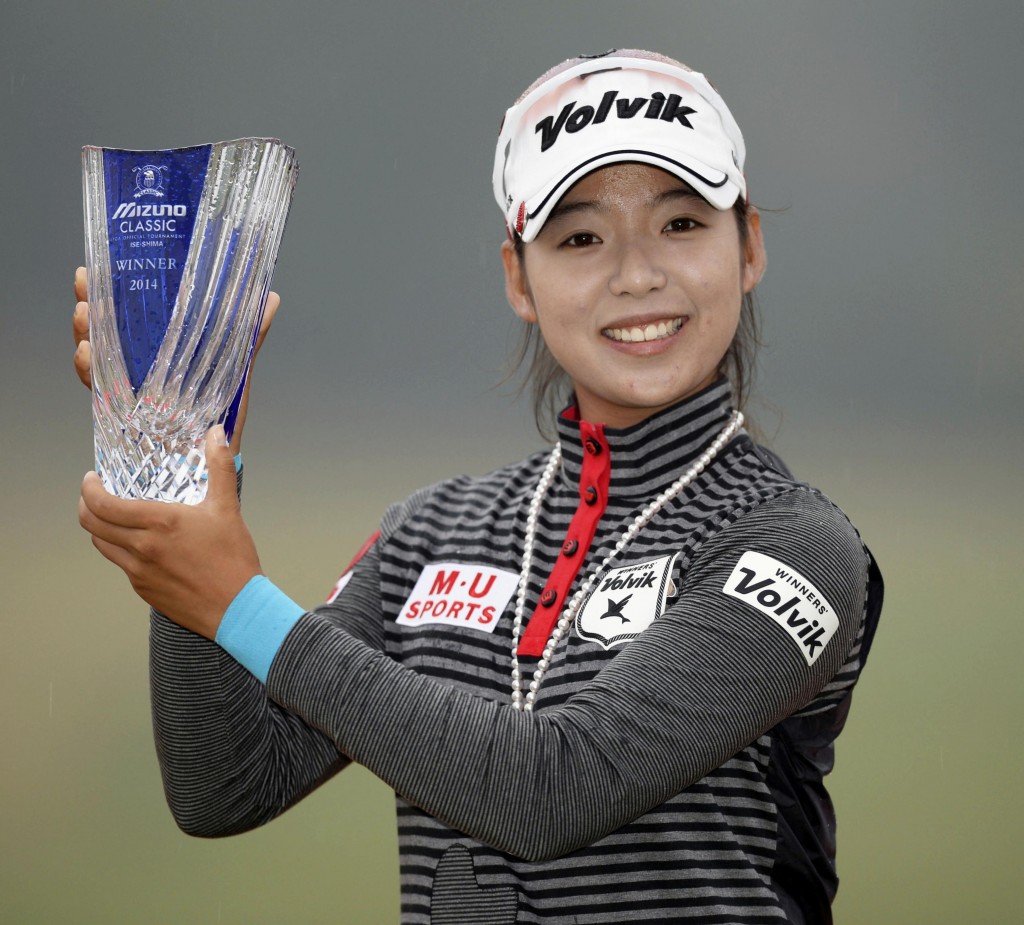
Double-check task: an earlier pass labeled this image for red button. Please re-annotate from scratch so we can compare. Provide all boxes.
[584,485,598,506]
[584,437,602,456]
[562,539,579,556]
[540,589,558,607]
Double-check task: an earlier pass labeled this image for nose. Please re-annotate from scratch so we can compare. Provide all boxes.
[608,240,668,297]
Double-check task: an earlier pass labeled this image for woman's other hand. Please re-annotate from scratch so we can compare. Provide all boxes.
[72,267,280,452]
[78,425,262,639]
[73,267,91,389]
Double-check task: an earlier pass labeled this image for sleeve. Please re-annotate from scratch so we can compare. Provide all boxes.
[149,529,387,837]
[261,489,871,862]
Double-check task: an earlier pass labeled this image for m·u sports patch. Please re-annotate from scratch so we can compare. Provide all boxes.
[397,562,519,633]
[576,554,679,650]
[723,551,839,665]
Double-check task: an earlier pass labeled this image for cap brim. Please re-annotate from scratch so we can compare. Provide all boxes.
[520,148,740,243]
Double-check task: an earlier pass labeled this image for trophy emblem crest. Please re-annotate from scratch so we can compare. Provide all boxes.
[133,163,168,198]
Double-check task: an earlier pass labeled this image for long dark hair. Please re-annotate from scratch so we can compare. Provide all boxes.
[509,198,763,441]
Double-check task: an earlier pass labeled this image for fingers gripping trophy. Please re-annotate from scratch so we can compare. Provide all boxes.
[82,139,298,503]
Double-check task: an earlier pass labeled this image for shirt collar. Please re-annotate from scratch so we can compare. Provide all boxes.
[555,378,737,499]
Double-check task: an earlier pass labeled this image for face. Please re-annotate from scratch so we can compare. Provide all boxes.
[502,163,765,429]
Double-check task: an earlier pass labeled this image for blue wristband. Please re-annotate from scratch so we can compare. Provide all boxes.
[215,575,305,683]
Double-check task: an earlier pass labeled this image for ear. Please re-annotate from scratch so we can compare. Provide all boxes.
[741,207,767,293]
[501,239,538,324]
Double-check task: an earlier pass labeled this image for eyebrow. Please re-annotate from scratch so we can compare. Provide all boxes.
[654,187,706,207]
[543,201,595,226]
[545,185,707,226]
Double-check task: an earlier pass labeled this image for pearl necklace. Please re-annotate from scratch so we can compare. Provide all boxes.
[510,410,743,712]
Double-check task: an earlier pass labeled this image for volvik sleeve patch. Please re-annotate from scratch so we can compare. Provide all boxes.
[723,551,839,666]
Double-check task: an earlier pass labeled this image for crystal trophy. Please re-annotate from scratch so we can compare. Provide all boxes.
[82,138,298,503]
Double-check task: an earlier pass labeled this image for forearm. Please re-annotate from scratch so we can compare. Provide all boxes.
[150,611,346,837]
[259,490,868,861]
[268,616,678,860]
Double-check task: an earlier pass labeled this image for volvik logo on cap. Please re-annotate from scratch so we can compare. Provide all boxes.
[536,90,697,152]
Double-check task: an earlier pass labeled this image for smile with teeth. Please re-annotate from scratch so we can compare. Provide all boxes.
[603,317,685,343]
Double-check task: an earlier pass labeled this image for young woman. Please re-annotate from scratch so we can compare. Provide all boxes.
[77,50,883,925]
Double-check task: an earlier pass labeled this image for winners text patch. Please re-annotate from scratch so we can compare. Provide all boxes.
[398,563,519,633]
[723,551,838,665]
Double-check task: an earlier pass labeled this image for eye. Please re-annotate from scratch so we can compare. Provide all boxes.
[665,217,701,234]
[561,231,602,248]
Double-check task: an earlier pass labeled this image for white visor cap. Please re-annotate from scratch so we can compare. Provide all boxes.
[494,55,746,243]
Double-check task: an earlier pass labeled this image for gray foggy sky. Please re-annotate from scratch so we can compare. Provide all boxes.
[1,0,1021,455]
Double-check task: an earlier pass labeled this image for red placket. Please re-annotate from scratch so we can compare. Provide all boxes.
[517,420,611,657]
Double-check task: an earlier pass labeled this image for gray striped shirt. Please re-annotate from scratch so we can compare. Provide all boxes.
[151,380,880,923]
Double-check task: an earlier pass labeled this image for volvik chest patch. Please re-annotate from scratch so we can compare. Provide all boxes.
[576,554,679,650]
[723,551,839,665]
[397,563,519,634]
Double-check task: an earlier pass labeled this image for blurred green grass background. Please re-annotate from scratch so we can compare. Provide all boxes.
[3,425,1020,924]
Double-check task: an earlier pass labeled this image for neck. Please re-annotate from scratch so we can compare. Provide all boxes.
[569,373,727,430]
